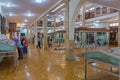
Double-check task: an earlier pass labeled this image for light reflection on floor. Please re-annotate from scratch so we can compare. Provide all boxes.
[0,45,118,80]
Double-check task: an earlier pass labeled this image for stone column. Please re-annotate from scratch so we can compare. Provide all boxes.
[26,28,29,38]
[54,16,56,43]
[43,16,48,50]
[34,22,38,47]
[118,12,120,46]
[64,0,86,60]
[30,27,32,44]
[82,4,86,26]
[64,10,67,48]
[54,16,56,32]
[65,0,74,60]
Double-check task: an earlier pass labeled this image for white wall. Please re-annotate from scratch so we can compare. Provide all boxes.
[93,22,110,28]
[86,22,110,28]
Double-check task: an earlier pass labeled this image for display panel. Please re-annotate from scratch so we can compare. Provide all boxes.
[102,7,107,14]
[1,16,6,34]
[0,14,1,34]
[96,7,101,15]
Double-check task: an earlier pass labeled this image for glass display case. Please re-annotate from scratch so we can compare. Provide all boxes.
[75,28,110,48]
[0,35,15,52]
[53,33,64,43]
[0,34,16,63]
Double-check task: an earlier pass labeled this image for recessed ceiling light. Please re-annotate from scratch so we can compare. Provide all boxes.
[35,0,45,3]
[22,23,25,25]
[9,13,13,16]
[6,3,11,7]
[95,20,100,23]
[24,12,34,17]
[28,13,32,17]
[8,12,15,16]
[47,14,49,16]
[24,19,28,22]
[2,2,16,7]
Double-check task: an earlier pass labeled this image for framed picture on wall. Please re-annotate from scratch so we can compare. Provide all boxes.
[102,7,107,14]
[0,14,1,34]
[77,14,81,21]
[90,10,95,18]
[96,7,101,15]
[110,8,118,13]
[37,20,43,26]
[1,16,4,34]
[1,16,6,34]
[3,17,6,34]
[85,11,90,19]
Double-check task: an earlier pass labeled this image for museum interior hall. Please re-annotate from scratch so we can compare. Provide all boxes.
[0,0,120,80]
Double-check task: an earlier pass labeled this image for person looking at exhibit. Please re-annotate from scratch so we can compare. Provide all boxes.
[13,38,23,59]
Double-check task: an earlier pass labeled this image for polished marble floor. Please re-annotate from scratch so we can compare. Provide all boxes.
[0,45,118,80]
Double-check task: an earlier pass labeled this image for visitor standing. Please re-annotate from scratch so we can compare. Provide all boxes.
[23,37,28,54]
[36,35,41,48]
[13,38,23,59]
[20,36,25,54]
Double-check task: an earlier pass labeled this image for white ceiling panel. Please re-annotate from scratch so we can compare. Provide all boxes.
[1,0,60,27]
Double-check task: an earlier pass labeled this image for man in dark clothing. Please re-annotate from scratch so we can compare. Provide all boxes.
[21,38,25,46]
[36,36,41,48]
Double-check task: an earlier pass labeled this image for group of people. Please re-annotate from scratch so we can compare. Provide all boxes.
[13,36,28,59]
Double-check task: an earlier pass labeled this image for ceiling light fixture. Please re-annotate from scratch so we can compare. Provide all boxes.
[8,12,16,16]
[95,20,100,23]
[47,14,49,16]
[24,19,28,22]
[9,13,13,16]
[2,3,15,7]
[35,0,45,3]
[25,12,34,17]
[6,3,11,7]
[22,23,25,26]
[28,13,32,17]
[51,3,65,13]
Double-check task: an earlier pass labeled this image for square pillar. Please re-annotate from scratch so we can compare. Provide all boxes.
[65,0,74,60]
[34,22,38,47]
[82,5,86,26]
[118,12,120,47]
[43,17,48,50]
